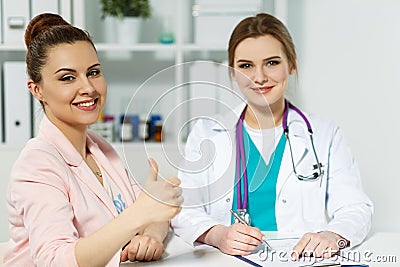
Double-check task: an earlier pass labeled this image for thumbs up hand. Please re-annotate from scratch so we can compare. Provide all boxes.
[134,158,183,223]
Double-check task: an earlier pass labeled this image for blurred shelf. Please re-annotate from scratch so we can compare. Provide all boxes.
[0,44,26,51]
[181,44,227,51]
[95,43,177,51]
[0,43,228,52]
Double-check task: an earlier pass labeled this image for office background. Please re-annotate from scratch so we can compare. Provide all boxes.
[0,0,399,242]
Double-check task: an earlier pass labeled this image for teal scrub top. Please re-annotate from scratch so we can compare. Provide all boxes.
[232,125,287,231]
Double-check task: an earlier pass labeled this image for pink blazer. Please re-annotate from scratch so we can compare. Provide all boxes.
[4,116,141,267]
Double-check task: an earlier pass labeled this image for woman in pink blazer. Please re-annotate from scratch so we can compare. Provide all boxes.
[4,13,183,267]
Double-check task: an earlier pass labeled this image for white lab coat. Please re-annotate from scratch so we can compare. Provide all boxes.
[171,103,373,248]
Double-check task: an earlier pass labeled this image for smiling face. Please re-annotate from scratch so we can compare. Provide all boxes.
[29,41,107,132]
[233,35,294,111]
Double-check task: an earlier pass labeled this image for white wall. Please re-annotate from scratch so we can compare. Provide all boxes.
[287,0,400,232]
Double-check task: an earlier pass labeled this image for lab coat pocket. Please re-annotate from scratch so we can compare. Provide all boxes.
[300,181,326,224]
[209,197,231,225]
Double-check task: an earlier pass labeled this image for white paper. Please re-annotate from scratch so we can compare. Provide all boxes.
[239,238,347,266]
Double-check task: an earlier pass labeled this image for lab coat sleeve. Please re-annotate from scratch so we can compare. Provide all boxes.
[171,120,222,246]
[7,148,79,267]
[323,126,373,247]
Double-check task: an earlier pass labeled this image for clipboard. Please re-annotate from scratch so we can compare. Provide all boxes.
[230,237,369,267]
[234,255,369,267]
[234,255,263,267]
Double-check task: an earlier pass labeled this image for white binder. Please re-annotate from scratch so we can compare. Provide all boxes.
[193,0,262,48]
[0,0,3,43]
[3,62,32,145]
[189,62,219,120]
[31,0,59,18]
[32,96,44,138]
[59,0,72,23]
[2,0,30,44]
[189,61,242,120]
[0,68,2,143]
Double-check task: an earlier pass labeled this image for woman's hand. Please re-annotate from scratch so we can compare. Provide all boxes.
[133,158,183,223]
[120,234,164,262]
[292,231,349,259]
[199,224,265,256]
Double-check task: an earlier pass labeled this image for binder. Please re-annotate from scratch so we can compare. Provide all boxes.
[2,0,30,44]
[188,61,244,134]
[2,62,32,145]
[59,0,72,23]
[189,61,219,120]
[0,66,2,142]
[0,0,3,43]
[193,0,262,48]
[32,96,44,137]
[31,0,59,18]
[31,0,57,136]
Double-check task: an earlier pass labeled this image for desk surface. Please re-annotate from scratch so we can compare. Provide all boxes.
[121,232,400,267]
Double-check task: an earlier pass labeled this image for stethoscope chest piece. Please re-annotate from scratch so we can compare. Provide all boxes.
[235,209,251,225]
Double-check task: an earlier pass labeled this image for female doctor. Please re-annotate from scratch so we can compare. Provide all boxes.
[171,13,373,258]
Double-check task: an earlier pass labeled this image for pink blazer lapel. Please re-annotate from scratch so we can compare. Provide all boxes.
[71,163,119,217]
[87,134,138,207]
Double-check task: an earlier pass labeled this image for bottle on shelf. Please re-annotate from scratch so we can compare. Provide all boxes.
[139,114,150,142]
[159,16,175,44]
[89,113,115,142]
[153,121,163,142]
[150,114,163,142]
[120,115,134,142]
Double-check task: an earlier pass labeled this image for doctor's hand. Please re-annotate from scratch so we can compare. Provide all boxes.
[134,158,183,223]
[198,223,265,256]
[292,231,349,259]
[120,234,164,262]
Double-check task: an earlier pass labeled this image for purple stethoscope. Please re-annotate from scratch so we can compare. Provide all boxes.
[234,99,323,225]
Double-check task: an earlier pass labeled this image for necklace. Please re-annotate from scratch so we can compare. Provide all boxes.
[95,169,102,177]
[86,150,102,179]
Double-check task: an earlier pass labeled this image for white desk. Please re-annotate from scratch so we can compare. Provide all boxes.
[120,232,242,266]
[121,232,400,267]
[349,232,400,267]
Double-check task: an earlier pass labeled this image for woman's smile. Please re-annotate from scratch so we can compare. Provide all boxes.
[252,85,274,94]
[73,98,99,111]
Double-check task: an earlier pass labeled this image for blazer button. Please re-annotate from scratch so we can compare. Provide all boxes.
[226,198,230,202]
[282,199,287,204]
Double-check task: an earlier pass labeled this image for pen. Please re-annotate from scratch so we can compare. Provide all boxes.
[230,209,273,250]
[299,263,341,267]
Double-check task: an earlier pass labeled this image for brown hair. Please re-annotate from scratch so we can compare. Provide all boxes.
[25,13,96,83]
[228,13,297,76]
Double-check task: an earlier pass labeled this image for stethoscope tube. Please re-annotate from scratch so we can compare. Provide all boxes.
[236,110,248,210]
[283,100,312,133]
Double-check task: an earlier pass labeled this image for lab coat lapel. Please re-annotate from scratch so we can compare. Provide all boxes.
[209,105,243,204]
[276,112,310,196]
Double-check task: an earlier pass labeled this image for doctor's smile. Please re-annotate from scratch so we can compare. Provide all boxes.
[253,86,274,94]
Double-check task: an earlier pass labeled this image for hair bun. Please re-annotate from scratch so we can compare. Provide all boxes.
[25,13,69,48]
